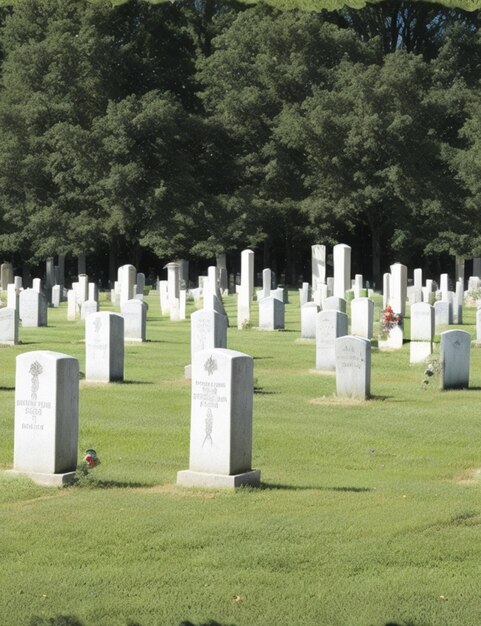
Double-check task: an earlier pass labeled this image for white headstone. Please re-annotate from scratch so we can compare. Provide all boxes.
[14,276,22,289]
[121,299,147,342]
[51,285,61,308]
[410,302,434,363]
[323,296,347,313]
[312,244,326,291]
[81,299,99,321]
[33,278,42,293]
[7,284,20,310]
[454,280,463,324]
[353,274,363,299]
[78,274,88,304]
[259,296,284,330]
[237,249,254,329]
[440,274,449,301]
[390,263,407,317]
[13,351,79,485]
[350,298,374,339]
[85,312,124,382]
[88,282,99,302]
[299,282,310,306]
[382,273,391,310]
[67,289,78,321]
[179,289,187,321]
[120,265,136,307]
[440,330,470,390]
[434,300,450,328]
[166,262,180,321]
[413,268,423,290]
[301,302,319,339]
[315,310,348,371]
[262,268,271,299]
[177,348,260,488]
[333,244,351,298]
[335,336,371,400]
[19,289,47,327]
[191,309,227,361]
[0,307,18,344]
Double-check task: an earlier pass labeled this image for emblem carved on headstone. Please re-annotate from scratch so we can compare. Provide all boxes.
[29,361,43,400]
[203,408,213,447]
[204,355,217,376]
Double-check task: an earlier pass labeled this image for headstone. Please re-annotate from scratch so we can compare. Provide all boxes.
[323,296,347,313]
[179,289,187,321]
[78,274,88,304]
[216,253,228,293]
[85,312,124,382]
[353,274,363,299]
[32,278,42,293]
[51,285,61,308]
[7,284,20,310]
[410,302,434,363]
[19,289,47,327]
[159,280,169,315]
[0,262,13,290]
[177,348,260,489]
[383,273,390,310]
[191,309,227,361]
[121,299,147,342]
[301,302,319,338]
[390,263,407,318]
[166,262,180,320]
[454,280,463,324]
[378,324,404,350]
[14,276,22,289]
[299,282,310,306]
[45,257,55,289]
[434,300,450,329]
[80,299,99,320]
[0,307,18,344]
[315,310,348,371]
[333,244,351,298]
[440,330,470,390]
[88,282,99,302]
[440,274,449,301]
[237,249,254,329]
[259,296,284,330]
[413,268,422,289]
[335,336,371,400]
[67,290,78,321]
[326,277,334,297]
[136,273,145,296]
[13,351,79,485]
[350,298,374,339]
[312,244,326,292]
[262,268,271,299]
[272,287,284,303]
[119,265,136,307]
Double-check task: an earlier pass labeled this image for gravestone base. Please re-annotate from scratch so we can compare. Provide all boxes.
[7,469,76,487]
[177,469,260,489]
[410,341,433,364]
[184,364,192,380]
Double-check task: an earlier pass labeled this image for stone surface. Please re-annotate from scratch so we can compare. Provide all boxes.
[166,262,180,320]
[323,296,347,313]
[85,312,124,382]
[333,244,351,299]
[7,284,19,310]
[13,351,79,483]
[237,249,254,328]
[350,298,374,339]
[121,299,147,342]
[191,309,227,361]
[378,325,403,351]
[19,289,47,327]
[301,302,318,338]
[88,282,99,302]
[67,289,78,321]
[311,244,326,292]
[440,329,470,390]
[410,341,433,364]
[335,336,371,400]
[80,299,99,321]
[0,307,18,344]
[390,263,407,317]
[316,310,348,371]
[299,283,310,307]
[383,273,391,310]
[120,265,136,308]
[78,274,88,304]
[259,296,284,330]
[434,300,450,328]
[51,285,61,308]
[410,302,434,341]
[177,348,259,488]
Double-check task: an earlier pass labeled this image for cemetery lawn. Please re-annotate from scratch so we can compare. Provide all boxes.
[2,293,481,626]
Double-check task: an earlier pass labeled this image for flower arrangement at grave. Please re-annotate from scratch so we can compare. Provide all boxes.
[84,449,100,468]
[379,305,402,340]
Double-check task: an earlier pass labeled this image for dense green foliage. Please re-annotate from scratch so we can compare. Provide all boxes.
[0,0,480,281]
[2,293,481,625]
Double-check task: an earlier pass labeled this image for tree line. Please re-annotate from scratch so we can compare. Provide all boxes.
[0,0,480,285]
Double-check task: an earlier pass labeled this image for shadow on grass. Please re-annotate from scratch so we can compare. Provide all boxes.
[260,482,374,493]
[383,622,421,626]
[111,380,154,385]
[370,394,394,401]
[179,621,237,626]
[252,356,274,360]
[30,616,84,626]
[0,386,15,391]
[254,387,276,395]
[68,478,148,489]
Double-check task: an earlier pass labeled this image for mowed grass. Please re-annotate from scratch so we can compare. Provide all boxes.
[1,291,481,626]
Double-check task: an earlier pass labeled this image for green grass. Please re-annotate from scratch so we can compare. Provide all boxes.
[1,292,481,626]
